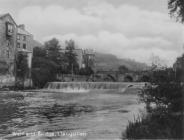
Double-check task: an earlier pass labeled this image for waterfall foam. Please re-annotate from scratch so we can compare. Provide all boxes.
[43,82,146,93]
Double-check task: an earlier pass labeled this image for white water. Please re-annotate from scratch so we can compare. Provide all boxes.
[44,82,145,93]
[1,90,145,140]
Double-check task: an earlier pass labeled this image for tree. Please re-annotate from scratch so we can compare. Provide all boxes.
[168,0,184,23]
[173,54,184,82]
[0,61,8,74]
[124,75,133,82]
[125,57,184,138]
[139,74,150,82]
[16,52,29,86]
[65,40,79,74]
[33,47,46,58]
[32,47,58,88]
[79,67,94,75]
[45,38,69,74]
[118,65,129,74]
[32,57,58,88]
[44,38,64,64]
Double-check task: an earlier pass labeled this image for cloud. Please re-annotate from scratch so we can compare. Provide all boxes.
[17,2,184,66]
[43,31,179,66]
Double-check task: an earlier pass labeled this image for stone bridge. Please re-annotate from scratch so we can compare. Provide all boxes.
[95,70,138,82]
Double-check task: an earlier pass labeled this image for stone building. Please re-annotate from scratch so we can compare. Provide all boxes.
[0,13,36,87]
[17,24,34,86]
[17,24,33,53]
[83,49,95,69]
[0,13,17,86]
[74,49,83,69]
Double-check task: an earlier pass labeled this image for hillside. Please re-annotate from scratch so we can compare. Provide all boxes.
[95,52,149,71]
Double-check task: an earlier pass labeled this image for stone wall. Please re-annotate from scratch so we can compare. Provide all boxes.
[0,14,17,85]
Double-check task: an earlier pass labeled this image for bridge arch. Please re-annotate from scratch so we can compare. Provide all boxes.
[124,74,133,82]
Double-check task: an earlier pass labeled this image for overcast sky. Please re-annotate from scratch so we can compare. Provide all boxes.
[0,0,184,66]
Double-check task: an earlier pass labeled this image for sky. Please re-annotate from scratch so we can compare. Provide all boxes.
[0,0,184,66]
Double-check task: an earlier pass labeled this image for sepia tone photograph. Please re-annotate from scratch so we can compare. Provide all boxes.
[0,0,183,139]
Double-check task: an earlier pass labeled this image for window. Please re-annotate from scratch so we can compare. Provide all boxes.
[17,35,20,40]
[6,22,13,36]
[17,43,20,48]
[23,44,26,49]
[23,36,26,41]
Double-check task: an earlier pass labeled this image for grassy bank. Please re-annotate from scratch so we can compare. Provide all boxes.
[123,107,183,139]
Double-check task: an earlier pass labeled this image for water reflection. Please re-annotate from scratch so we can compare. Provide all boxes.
[0,88,144,139]
[38,103,95,120]
[0,93,26,135]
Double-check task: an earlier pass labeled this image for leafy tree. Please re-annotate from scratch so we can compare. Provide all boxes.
[32,57,58,88]
[139,74,150,82]
[45,38,71,74]
[0,61,8,74]
[124,75,133,82]
[125,1,184,138]
[33,47,46,58]
[16,52,29,84]
[118,65,129,74]
[125,54,184,139]
[79,67,94,75]
[44,38,62,64]
[150,68,175,84]
[32,47,58,88]
[65,40,79,74]
[168,0,184,23]
[173,54,184,82]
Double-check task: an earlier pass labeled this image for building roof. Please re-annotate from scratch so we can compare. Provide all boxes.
[17,28,32,36]
[0,13,32,36]
[0,13,17,26]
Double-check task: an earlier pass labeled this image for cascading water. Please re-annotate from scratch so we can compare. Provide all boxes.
[43,82,146,93]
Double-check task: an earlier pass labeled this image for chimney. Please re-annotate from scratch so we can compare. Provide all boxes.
[18,24,25,30]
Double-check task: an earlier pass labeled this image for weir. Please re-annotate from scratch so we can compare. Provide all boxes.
[44,82,146,92]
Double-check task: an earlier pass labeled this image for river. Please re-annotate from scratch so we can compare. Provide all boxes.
[0,87,144,140]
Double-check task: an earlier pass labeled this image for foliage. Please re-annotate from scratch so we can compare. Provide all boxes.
[124,54,184,139]
[16,52,29,80]
[32,46,58,88]
[139,74,150,82]
[44,38,67,74]
[140,82,183,112]
[44,38,62,64]
[124,108,183,139]
[33,46,46,58]
[168,0,184,23]
[150,68,175,84]
[32,56,58,88]
[124,75,133,82]
[0,61,8,74]
[118,65,129,74]
[79,67,94,75]
[65,39,79,74]
[32,38,96,87]
[173,54,184,82]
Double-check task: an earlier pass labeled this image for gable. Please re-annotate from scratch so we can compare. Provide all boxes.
[0,13,17,26]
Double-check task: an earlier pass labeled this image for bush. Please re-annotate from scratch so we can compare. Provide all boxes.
[32,57,58,88]
[124,107,183,139]
[124,58,184,139]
